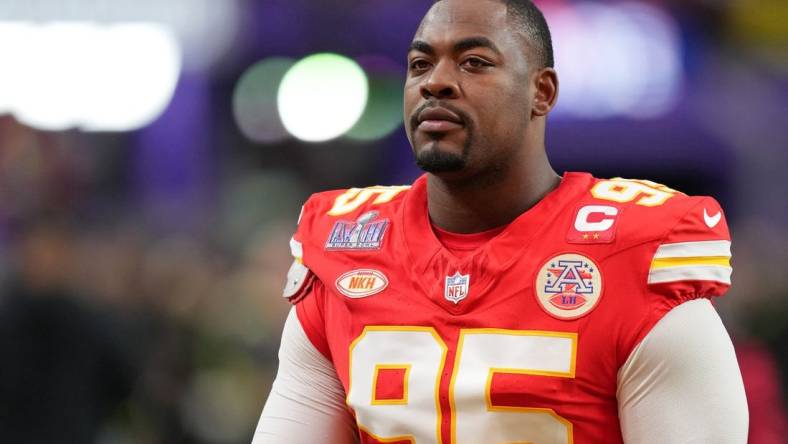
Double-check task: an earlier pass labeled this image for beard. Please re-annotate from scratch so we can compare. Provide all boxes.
[412,122,474,174]
[415,139,469,173]
[409,101,475,174]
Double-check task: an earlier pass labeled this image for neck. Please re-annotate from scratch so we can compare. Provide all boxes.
[426,146,560,234]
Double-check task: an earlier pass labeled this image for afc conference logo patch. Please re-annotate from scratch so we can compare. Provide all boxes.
[534,253,603,320]
[444,272,470,304]
[325,211,389,251]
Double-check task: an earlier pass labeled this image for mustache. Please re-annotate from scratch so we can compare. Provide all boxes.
[409,101,471,131]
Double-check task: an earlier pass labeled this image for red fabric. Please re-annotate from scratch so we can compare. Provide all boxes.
[294,282,331,360]
[292,173,733,443]
[373,367,407,402]
[431,223,505,259]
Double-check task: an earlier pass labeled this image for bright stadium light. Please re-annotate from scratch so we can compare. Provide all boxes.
[277,53,369,143]
[0,21,181,132]
[0,0,240,72]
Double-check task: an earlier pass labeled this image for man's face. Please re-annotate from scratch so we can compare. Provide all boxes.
[404,0,534,177]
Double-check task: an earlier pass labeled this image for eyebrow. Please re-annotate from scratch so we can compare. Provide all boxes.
[408,40,435,55]
[408,36,503,57]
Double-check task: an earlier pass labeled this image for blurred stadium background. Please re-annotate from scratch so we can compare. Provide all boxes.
[0,0,786,442]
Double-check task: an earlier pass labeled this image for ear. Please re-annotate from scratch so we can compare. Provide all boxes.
[531,68,559,118]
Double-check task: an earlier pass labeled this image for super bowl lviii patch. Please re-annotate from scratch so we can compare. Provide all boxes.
[325,210,389,251]
[534,253,603,320]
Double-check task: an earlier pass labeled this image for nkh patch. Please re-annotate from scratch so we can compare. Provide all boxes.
[335,269,388,298]
[325,210,389,251]
[444,272,470,304]
[534,253,603,320]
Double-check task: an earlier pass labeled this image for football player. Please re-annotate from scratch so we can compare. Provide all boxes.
[253,0,748,442]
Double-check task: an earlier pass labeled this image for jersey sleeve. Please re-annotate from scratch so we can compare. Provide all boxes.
[282,236,316,305]
[282,199,319,304]
[281,198,332,361]
[646,196,732,313]
[293,281,332,361]
[617,196,734,368]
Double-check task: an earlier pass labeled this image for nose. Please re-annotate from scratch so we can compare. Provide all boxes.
[420,60,459,100]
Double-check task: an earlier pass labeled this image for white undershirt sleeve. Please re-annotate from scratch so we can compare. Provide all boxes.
[617,298,749,443]
[252,308,358,444]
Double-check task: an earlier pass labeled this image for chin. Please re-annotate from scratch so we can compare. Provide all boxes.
[414,142,467,173]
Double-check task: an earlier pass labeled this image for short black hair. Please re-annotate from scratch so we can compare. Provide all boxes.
[434,0,555,69]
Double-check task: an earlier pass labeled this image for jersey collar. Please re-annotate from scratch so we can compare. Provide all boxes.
[397,172,593,312]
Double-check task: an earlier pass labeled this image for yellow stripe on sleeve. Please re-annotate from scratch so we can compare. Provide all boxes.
[650,256,731,270]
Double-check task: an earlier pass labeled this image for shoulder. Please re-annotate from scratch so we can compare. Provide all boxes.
[583,175,731,301]
[283,182,415,303]
[289,180,416,273]
[299,184,413,227]
[296,184,414,248]
[580,176,729,247]
[575,176,733,365]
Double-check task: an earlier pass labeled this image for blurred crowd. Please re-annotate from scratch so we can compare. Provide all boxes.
[0,0,787,443]
[0,115,298,443]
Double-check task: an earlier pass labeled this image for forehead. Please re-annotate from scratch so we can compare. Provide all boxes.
[414,0,513,47]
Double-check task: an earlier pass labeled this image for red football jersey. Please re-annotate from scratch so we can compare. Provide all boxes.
[285,173,732,444]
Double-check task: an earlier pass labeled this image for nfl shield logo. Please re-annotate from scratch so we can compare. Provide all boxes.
[444,272,470,304]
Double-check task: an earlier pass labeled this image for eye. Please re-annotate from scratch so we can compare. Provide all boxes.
[409,59,431,73]
[461,57,493,69]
